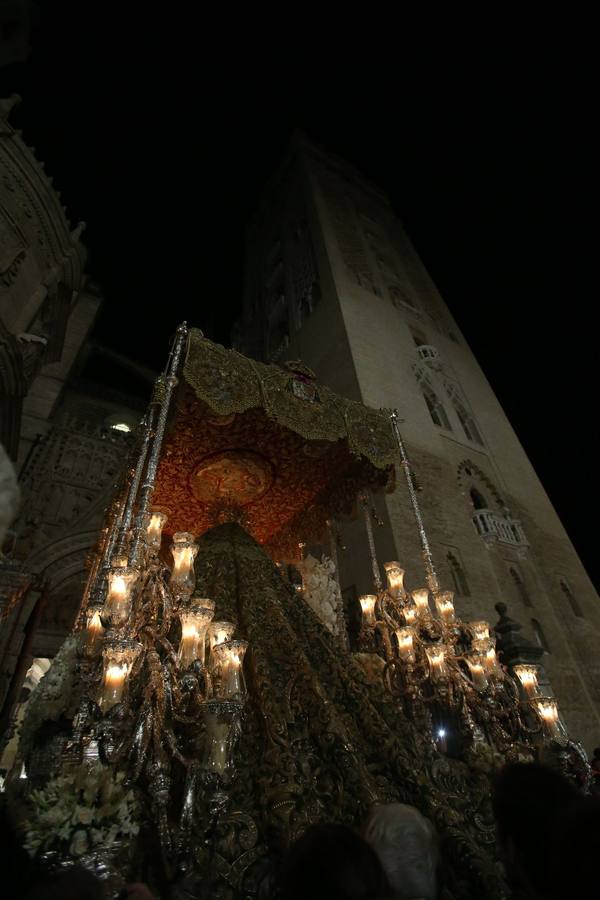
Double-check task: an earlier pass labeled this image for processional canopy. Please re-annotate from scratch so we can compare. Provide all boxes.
[152,329,396,558]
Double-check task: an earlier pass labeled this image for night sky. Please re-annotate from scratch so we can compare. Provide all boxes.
[1,10,596,591]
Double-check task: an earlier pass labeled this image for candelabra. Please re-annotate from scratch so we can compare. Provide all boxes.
[70,325,250,877]
[357,565,573,760]
[351,411,587,770]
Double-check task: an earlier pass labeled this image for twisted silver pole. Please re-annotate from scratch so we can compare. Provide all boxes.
[389,410,439,593]
[360,492,382,592]
[113,411,155,560]
[130,323,189,567]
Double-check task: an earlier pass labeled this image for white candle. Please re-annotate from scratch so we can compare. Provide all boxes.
[469,621,490,642]
[146,511,167,550]
[532,698,562,739]
[85,609,104,654]
[434,590,455,624]
[213,640,248,698]
[412,588,430,618]
[359,594,377,627]
[101,663,127,709]
[395,627,416,663]
[467,655,489,691]
[514,664,539,697]
[426,644,448,680]
[384,561,405,597]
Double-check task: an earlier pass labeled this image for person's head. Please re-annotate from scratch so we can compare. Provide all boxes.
[492,762,582,898]
[25,867,106,899]
[546,796,600,900]
[364,803,438,900]
[280,823,390,900]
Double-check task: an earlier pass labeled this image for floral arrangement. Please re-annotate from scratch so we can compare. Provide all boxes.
[19,635,82,760]
[297,553,341,635]
[23,762,139,859]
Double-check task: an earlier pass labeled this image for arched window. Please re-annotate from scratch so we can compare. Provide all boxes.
[421,381,452,430]
[510,567,533,608]
[445,383,483,445]
[560,579,583,618]
[470,487,488,510]
[447,552,470,596]
[531,618,550,652]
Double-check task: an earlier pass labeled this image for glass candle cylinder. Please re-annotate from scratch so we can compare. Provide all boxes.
[359,594,377,627]
[200,699,241,779]
[469,621,490,642]
[178,601,215,669]
[395,626,416,663]
[146,511,168,551]
[467,654,489,691]
[412,588,430,618]
[425,644,448,681]
[103,566,139,627]
[170,532,199,598]
[99,640,141,711]
[208,621,236,655]
[514,664,540,697]
[212,640,248,698]
[532,697,564,740]
[403,604,418,626]
[434,590,455,624]
[484,645,500,674]
[84,607,104,656]
[384,561,405,598]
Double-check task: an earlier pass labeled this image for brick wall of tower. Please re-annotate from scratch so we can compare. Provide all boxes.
[238,136,600,750]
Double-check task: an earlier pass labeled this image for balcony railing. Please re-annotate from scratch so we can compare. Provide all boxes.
[416,345,440,366]
[472,509,528,547]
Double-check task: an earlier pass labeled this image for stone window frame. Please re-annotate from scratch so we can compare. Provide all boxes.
[559,577,584,618]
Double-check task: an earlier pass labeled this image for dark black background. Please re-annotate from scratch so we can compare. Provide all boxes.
[1,8,596,590]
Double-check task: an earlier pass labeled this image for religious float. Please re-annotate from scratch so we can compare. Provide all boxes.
[10,325,589,898]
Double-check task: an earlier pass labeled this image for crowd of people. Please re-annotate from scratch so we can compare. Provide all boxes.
[1,761,598,898]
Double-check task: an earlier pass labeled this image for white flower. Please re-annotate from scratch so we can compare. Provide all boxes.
[75,805,94,826]
[69,830,89,857]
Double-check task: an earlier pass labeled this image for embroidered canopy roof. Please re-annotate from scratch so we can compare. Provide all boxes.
[152,330,397,558]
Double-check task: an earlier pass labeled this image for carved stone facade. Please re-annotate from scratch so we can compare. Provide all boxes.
[0,98,150,754]
[0,94,94,463]
[237,134,600,750]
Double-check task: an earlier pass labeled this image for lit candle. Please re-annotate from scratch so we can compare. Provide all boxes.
[99,640,141,711]
[483,645,500,674]
[514,664,539,697]
[170,532,199,598]
[412,588,430,618]
[395,626,416,663]
[146,511,168,551]
[532,697,563,740]
[425,644,448,680]
[433,590,455,624]
[469,621,490,642]
[208,621,236,654]
[467,654,489,691]
[103,566,139,627]
[85,608,104,655]
[403,604,418,625]
[359,594,377,627]
[212,640,248,698]
[101,663,128,709]
[178,602,215,668]
[384,561,405,598]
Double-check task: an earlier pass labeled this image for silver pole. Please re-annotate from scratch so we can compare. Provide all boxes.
[360,492,382,592]
[389,410,439,593]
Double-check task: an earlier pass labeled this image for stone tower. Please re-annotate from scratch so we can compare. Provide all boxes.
[234,134,600,749]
